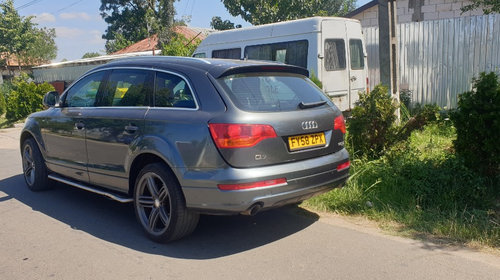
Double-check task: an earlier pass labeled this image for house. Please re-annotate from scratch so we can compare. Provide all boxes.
[347,0,485,27]
[346,1,498,109]
[32,26,213,90]
[112,26,213,55]
[1,54,41,84]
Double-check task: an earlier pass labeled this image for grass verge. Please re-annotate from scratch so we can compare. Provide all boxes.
[303,122,499,249]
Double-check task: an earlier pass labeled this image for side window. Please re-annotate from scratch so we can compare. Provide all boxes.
[65,71,106,107]
[324,39,346,71]
[349,39,365,70]
[212,48,241,59]
[193,53,206,58]
[155,72,196,109]
[97,69,152,107]
[244,40,308,68]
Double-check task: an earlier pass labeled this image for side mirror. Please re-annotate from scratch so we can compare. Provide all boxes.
[43,91,59,108]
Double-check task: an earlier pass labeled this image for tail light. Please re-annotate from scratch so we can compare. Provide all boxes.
[218,178,287,191]
[209,123,277,149]
[366,77,370,93]
[337,161,350,171]
[334,115,346,134]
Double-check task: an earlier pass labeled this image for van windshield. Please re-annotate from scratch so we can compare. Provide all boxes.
[217,72,333,112]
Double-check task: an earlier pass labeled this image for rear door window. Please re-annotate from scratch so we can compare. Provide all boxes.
[97,69,153,107]
[217,73,332,112]
[154,72,196,109]
[349,39,365,70]
[325,39,346,71]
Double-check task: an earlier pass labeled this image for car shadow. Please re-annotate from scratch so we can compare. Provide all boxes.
[0,174,319,260]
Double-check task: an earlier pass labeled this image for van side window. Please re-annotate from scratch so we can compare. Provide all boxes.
[349,39,365,70]
[324,39,346,71]
[155,72,196,109]
[244,40,308,68]
[212,48,241,59]
[97,69,153,107]
[65,71,106,107]
[193,53,206,58]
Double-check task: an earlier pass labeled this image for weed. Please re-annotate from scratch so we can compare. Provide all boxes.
[304,123,500,248]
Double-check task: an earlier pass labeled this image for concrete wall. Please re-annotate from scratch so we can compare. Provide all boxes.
[351,0,485,27]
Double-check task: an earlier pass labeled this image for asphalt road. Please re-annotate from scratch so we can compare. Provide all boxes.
[1,126,499,280]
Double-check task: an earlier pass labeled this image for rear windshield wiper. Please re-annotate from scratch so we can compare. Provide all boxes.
[298,100,327,109]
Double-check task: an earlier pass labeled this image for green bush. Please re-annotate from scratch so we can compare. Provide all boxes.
[450,72,500,176]
[5,78,54,121]
[347,85,397,159]
[0,82,9,116]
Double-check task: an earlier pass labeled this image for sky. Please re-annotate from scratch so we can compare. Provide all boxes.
[15,0,370,62]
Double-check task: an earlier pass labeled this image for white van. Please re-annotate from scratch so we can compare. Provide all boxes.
[193,17,368,111]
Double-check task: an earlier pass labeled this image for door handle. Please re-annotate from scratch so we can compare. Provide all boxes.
[75,122,85,130]
[124,124,138,134]
[350,76,357,82]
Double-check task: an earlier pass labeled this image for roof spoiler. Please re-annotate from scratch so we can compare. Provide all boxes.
[216,65,309,78]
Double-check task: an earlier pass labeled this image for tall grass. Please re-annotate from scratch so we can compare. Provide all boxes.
[304,123,500,248]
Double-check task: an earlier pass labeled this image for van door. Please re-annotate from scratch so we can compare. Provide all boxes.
[345,21,367,110]
[321,20,349,111]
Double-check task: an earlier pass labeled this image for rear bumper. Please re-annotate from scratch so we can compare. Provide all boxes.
[178,148,349,214]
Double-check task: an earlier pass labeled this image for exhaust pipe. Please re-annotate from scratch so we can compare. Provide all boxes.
[241,203,262,216]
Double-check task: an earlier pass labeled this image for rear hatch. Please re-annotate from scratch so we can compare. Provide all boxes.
[209,68,346,168]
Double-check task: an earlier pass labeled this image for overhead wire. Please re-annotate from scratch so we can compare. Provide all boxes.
[56,0,85,13]
[16,0,44,10]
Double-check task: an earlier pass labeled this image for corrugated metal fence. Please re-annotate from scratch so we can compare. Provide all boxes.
[364,14,500,108]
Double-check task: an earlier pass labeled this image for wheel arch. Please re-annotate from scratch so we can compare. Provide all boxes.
[128,152,186,204]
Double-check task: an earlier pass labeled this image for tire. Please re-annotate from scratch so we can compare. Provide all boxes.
[133,163,199,243]
[22,138,51,191]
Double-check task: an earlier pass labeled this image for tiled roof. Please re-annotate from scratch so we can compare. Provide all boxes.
[1,53,44,67]
[112,26,213,55]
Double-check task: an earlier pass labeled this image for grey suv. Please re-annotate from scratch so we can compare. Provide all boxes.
[21,56,349,242]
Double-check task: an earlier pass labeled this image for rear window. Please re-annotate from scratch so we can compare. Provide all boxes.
[325,39,346,71]
[349,39,365,70]
[217,73,332,112]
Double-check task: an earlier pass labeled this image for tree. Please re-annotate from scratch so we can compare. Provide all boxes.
[82,52,101,59]
[221,0,356,25]
[0,0,57,69]
[210,16,242,30]
[19,27,57,65]
[162,33,200,57]
[461,0,500,14]
[100,0,176,54]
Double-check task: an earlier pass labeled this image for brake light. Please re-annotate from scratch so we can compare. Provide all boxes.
[218,178,287,191]
[366,77,370,93]
[337,161,350,171]
[209,123,277,148]
[334,115,346,134]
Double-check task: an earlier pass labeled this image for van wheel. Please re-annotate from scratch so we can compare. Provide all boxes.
[133,163,199,243]
[22,138,51,191]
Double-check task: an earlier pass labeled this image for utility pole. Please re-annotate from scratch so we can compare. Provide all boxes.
[378,0,400,121]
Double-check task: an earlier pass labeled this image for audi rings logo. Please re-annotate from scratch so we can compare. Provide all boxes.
[301,120,318,130]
